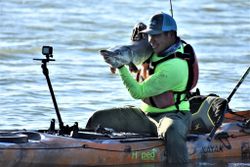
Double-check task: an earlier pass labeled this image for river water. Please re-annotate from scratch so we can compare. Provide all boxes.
[0,0,250,166]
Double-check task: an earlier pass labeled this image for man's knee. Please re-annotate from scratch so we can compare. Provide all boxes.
[86,108,118,129]
[157,117,173,138]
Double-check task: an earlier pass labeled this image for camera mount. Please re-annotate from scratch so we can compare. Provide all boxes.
[34,46,79,135]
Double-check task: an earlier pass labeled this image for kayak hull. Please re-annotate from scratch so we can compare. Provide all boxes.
[1,110,250,166]
[0,133,165,166]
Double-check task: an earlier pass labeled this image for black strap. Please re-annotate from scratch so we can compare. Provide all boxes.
[149,53,176,74]
[175,93,181,111]
[150,51,194,72]
[173,91,189,112]
[148,42,196,111]
[149,97,157,108]
[151,53,176,67]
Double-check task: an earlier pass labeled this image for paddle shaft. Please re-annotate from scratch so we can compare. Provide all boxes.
[227,66,250,103]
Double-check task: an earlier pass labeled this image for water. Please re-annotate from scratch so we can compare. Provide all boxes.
[0,0,250,166]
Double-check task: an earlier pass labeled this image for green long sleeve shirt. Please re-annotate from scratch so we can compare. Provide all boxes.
[118,45,190,113]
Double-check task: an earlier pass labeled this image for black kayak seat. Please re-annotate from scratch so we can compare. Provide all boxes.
[189,95,228,134]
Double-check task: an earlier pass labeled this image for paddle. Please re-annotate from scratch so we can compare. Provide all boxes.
[207,66,250,141]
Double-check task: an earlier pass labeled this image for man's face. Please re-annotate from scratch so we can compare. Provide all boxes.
[148,32,173,54]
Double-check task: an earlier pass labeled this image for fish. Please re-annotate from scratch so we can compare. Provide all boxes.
[99,22,153,73]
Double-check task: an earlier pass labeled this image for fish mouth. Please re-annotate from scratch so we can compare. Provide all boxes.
[99,50,113,57]
[99,50,107,56]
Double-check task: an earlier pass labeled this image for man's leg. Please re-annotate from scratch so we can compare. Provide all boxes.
[86,106,157,136]
[156,112,192,163]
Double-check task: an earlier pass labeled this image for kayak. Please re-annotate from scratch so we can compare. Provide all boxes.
[0,110,249,167]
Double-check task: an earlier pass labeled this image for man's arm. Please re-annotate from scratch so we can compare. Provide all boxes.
[118,59,188,99]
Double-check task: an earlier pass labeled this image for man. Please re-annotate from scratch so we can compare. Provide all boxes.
[87,12,198,164]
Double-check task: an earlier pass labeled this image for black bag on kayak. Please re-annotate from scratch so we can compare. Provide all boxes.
[189,94,228,134]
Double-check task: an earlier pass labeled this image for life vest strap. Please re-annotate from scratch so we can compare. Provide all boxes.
[142,41,199,111]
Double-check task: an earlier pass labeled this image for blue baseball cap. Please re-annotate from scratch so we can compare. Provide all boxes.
[140,12,177,35]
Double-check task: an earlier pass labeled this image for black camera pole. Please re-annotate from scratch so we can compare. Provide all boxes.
[34,46,79,135]
[34,53,64,133]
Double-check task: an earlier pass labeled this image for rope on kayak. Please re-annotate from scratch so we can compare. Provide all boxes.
[0,142,164,152]
[81,143,165,152]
